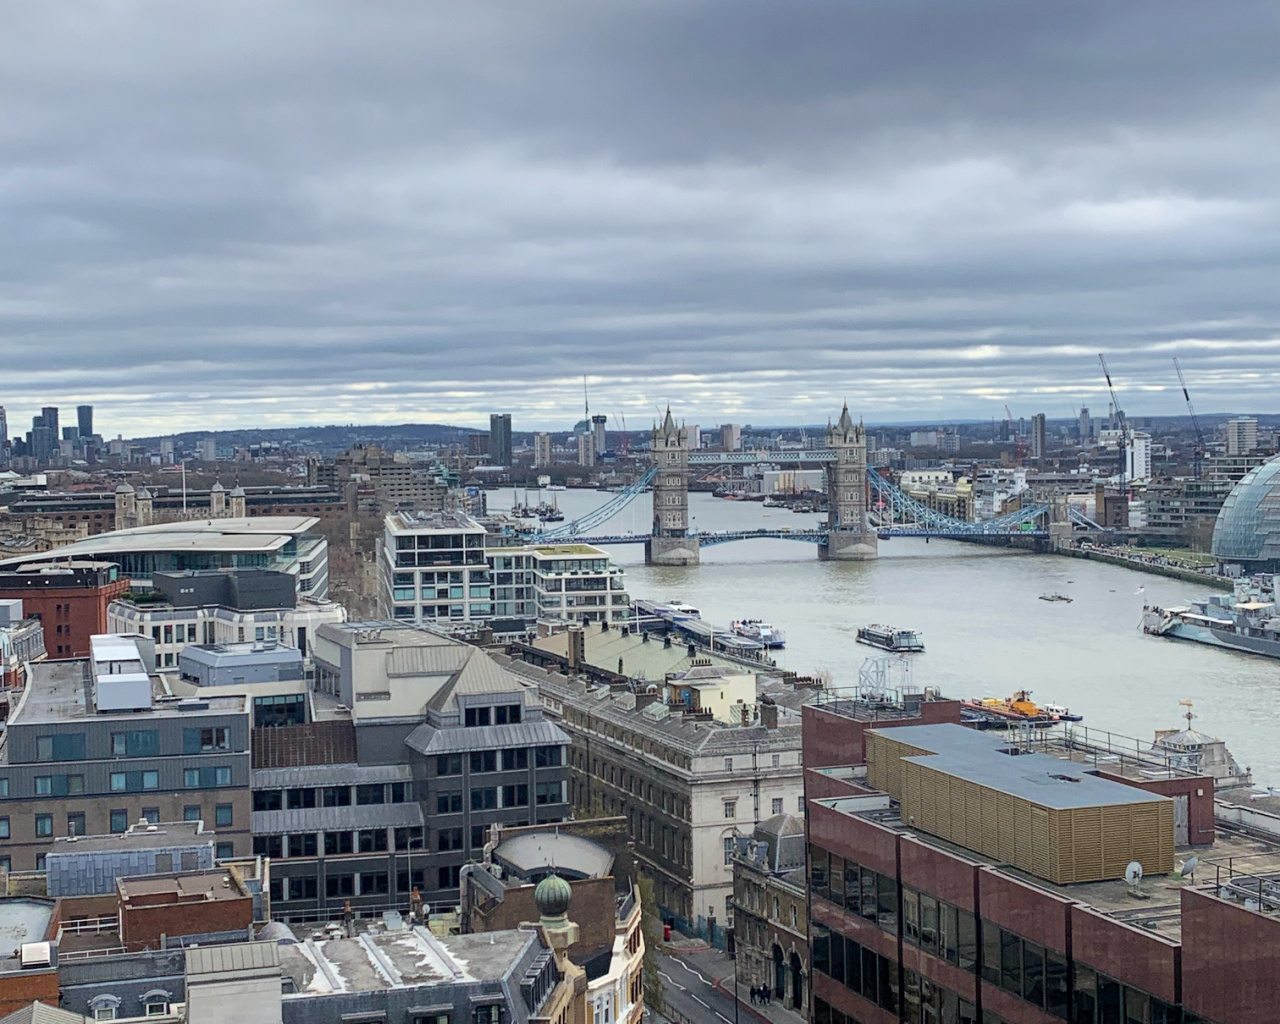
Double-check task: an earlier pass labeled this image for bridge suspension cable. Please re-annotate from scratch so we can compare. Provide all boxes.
[527,466,659,541]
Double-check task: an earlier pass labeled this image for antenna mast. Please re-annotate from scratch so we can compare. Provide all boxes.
[1172,357,1206,480]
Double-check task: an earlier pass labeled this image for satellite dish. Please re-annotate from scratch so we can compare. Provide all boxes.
[1179,856,1199,879]
[1125,861,1144,886]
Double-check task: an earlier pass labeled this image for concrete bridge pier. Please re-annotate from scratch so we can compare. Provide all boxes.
[646,535,702,566]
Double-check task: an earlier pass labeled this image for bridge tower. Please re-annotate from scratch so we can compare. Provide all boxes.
[819,403,878,561]
[646,407,700,565]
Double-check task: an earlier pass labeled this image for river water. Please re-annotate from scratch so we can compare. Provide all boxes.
[494,487,1280,785]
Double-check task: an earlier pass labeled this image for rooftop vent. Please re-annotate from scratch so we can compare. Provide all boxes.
[20,942,51,969]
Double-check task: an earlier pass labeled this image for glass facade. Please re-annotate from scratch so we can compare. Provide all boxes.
[1211,456,1280,568]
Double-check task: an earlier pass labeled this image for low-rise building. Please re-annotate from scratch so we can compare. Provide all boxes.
[0,898,61,1017]
[0,562,129,660]
[107,568,345,670]
[506,650,808,945]
[45,820,217,898]
[0,600,46,691]
[0,634,252,871]
[178,642,303,689]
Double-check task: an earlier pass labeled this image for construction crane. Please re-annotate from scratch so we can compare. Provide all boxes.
[1098,353,1130,498]
[1172,357,1205,480]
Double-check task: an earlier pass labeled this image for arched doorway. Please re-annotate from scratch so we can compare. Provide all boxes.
[773,945,786,1000]
[790,951,803,1009]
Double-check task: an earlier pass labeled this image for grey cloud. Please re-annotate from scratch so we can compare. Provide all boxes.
[3,0,1280,434]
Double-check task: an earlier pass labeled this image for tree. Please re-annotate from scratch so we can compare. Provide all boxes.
[638,874,665,1015]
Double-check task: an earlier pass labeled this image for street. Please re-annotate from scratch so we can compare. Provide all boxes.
[656,949,741,1024]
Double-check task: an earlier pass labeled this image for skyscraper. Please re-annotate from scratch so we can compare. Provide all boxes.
[591,414,608,457]
[41,407,59,440]
[489,413,512,467]
[0,406,7,466]
[1225,417,1258,456]
[1030,413,1047,460]
[77,405,93,439]
[1078,406,1090,443]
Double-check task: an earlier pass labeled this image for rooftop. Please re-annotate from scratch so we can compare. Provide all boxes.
[387,511,483,532]
[0,899,57,959]
[493,832,615,881]
[119,869,250,904]
[47,821,213,856]
[0,517,319,567]
[279,926,535,994]
[527,544,606,557]
[7,658,246,728]
[531,626,749,680]
[878,723,1169,811]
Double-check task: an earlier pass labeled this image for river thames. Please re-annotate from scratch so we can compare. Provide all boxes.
[495,486,1280,785]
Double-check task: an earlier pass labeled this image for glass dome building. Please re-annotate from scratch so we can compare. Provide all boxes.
[1211,456,1280,571]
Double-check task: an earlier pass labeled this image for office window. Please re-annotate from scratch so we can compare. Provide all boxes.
[771,754,780,768]
[436,755,463,777]
[215,804,233,827]
[288,876,317,901]
[67,812,86,836]
[724,758,733,772]
[494,704,522,725]
[798,796,805,812]
[359,872,389,895]
[469,751,497,774]
[772,798,784,815]
[474,1006,501,1024]
[184,805,202,822]
[110,809,129,833]
[183,727,230,753]
[471,825,486,849]
[464,707,492,728]
[535,745,562,768]
[288,833,318,857]
[723,801,736,819]
[501,784,528,808]
[326,874,355,899]
[35,814,52,837]
[145,1000,169,1018]
[254,789,283,811]
[35,854,46,872]
[356,784,385,805]
[0,817,8,840]
[34,776,52,796]
[724,837,734,865]
[324,831,354,855]
[437,791,463,814]
[0,780,8,798]
[321,786,351,807]
[390,782,410,803]
[501,749,528,771]
[36,733,85,762]
[141,807,159,824]
[358,829,388,852]
[438,865,461,889]
[185,766,232,787]
[536,781,563,805]
[111,731,159,757]
[253,835,284,858]
[395,827,424,851]
[437,828,464,852]
[471,787,497,811]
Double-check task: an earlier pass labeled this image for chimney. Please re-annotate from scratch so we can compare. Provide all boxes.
[601,620,609,632]
[663,634,671,649]
[567,627,585,671]
[760,697,779,730]
[687,643,697,657]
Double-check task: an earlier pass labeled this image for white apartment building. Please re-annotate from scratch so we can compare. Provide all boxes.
[1126,431,1153,483]
[533,433,553,468]
[1226,416,1258,456]
[381,514,630,628]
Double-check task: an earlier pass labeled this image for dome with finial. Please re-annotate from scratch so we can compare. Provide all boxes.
[229,485,246,497]
[115,481,134,494]
[210,480,224,492]
[534,872,572,919]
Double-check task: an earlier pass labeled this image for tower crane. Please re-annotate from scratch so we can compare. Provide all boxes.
[1003,403,1024,464]
[1173,357,1205,480]
[1098,353,1130,498]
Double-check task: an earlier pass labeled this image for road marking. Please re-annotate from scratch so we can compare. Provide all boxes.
[671,959,711,985]
[716,1014,732,1024]
[691,996,709,1008]
[658,971,685,992]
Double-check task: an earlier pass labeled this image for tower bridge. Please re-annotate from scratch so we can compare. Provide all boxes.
[524,405,1053,564]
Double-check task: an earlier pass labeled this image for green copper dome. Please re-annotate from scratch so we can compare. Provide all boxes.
[534,872,572,918]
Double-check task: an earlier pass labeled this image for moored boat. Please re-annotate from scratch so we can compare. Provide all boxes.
[1142,576,1280,659]
[856,624,925,652]
[731,618,786,648]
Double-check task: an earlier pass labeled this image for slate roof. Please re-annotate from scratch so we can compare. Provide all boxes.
[405,719,568,755]
[251,802,424,835]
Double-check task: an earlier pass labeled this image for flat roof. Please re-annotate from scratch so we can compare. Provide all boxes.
[0,899,56,959]
[48,821,213,855]
[119,869,249,903]
[387,511,483,532]
[0,517,318,566]
[280,927,534,994]
[8,659,246,728]
[875,724,1169,811]
[528,544,606,556]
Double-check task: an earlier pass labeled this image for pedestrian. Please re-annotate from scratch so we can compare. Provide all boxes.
[750,986,757,1004]
[765,985,771,1005]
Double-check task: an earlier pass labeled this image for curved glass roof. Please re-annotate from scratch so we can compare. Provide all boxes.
[1212,456,1280,564]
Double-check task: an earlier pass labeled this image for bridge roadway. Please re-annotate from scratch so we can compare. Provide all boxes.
[558,526,1048,546]
[688,449,835,464]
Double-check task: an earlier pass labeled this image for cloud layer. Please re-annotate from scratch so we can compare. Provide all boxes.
[4,0,1280,435]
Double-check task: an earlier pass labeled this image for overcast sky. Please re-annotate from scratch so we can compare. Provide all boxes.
[4,1,1280,437]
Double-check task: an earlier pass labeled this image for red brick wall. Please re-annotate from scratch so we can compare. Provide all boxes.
[0,578,129,660]
[802,701,962,769]
[120,893,253,952]
[1181,887,1280,1024]
[0,970,59,1016]
[1092,770,1214,846]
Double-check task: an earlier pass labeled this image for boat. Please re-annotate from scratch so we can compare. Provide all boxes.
[546,484,567,492]
[731,619,786,648]
[961,690,1079,729]
[856,624,925,653]
[664,600,701,621]
[1141,576,1280,660]
[1039,593,1073,603]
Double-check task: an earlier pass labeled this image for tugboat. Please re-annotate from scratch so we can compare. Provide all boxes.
[856,624,925,653]
[961,690,1081,730]
[1039,593,1073,603]
[731,619,786,648]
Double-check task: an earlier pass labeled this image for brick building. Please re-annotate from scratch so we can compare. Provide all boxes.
[803,699,1280,1024]
[0,562,128,659]
[118,869,255,952]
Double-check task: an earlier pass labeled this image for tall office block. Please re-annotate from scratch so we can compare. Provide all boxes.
[490,413,513,467]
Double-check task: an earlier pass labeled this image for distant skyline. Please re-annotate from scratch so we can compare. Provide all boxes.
[6,2,1280,435]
